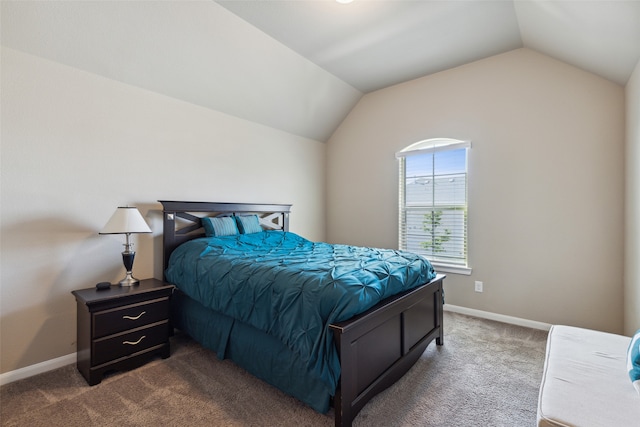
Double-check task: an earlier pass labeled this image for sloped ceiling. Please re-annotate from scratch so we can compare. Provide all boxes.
[3,1,639,142]
[218,0,640,92]
[1,0,361,142]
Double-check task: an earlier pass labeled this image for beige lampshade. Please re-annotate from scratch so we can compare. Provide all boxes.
[99,207,152,234]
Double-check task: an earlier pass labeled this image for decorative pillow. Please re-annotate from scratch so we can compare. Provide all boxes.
[628,329,640,395]
[235,214,262,234]
[201,216,239,237]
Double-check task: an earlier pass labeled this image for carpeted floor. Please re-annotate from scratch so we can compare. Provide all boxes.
[0,312,549,426]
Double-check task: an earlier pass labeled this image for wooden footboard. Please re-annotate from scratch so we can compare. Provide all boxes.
[329,274,444,427]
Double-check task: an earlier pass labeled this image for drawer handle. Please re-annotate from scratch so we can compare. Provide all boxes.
[122,311,146,321]
[123,336,146,346]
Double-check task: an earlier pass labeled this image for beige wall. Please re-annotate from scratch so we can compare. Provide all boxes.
[625,59,640,336]
[327,48,625,333]
[0,47,326,374]
[1,42,633,377]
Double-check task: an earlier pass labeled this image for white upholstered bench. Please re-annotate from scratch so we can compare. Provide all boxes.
[537,325,640,427]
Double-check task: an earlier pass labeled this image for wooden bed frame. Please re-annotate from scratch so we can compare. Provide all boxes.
[159,200,444,427]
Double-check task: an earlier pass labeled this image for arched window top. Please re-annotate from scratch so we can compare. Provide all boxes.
[396,138,471,158]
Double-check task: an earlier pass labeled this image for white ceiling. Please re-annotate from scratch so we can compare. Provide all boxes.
[1,0,362,142]
[217,0,640,92]
[2,1,639,142]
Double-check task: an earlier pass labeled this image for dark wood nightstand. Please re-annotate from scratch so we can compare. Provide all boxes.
[72,278,174,385]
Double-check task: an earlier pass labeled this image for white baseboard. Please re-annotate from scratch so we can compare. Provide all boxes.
[0,353,76,387]
[0,306,550,387]
[444,304,552,331]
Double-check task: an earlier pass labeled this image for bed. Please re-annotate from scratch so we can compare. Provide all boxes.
[160,200,445,427]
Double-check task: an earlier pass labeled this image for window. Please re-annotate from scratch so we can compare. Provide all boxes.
[397,138,471,274]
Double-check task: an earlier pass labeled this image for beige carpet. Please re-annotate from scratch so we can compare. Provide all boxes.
[0,312,548,426]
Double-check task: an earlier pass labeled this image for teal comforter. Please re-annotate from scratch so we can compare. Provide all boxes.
[165,231,435,402]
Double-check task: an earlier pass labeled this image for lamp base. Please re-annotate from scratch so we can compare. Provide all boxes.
[120,249,139,287]
[119,273,140,287]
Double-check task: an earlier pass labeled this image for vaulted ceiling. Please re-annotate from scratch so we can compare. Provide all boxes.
[218,0,640,92]
[3,1,639,142]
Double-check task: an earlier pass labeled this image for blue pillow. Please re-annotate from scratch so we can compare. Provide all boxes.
[628,329,640,395]
[201,216,239,237]
[235,214,262,234]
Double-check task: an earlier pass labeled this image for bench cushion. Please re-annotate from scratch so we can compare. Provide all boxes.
[537,325,640,427]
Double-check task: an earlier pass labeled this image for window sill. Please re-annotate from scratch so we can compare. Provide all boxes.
[431,263,472,276]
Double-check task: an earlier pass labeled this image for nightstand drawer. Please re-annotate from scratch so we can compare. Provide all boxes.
[93,298,170,338]
[92,321,170,366]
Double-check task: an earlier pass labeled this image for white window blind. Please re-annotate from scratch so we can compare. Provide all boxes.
[397,138,470,270]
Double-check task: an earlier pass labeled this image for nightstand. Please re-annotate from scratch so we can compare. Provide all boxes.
[72,278,174,385]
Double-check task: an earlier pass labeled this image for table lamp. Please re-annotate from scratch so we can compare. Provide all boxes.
[99,206,152,286]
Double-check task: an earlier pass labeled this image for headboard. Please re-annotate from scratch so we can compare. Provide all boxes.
[159,200,292,278]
